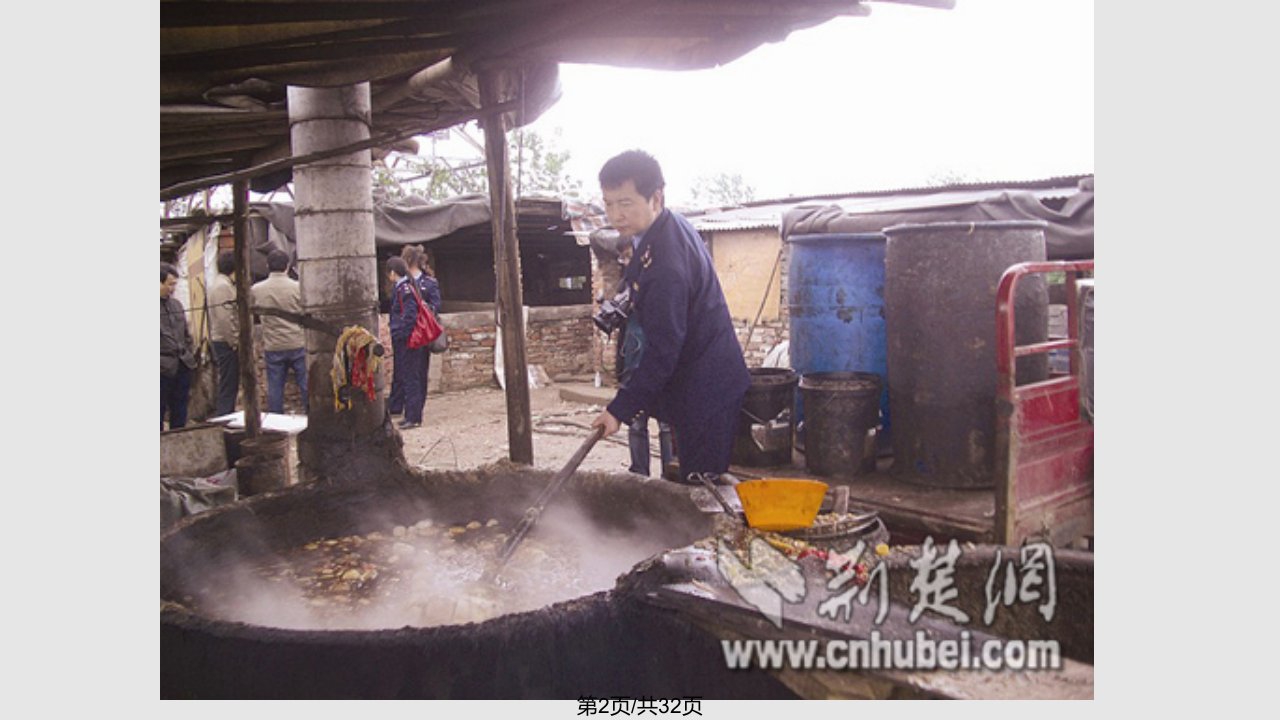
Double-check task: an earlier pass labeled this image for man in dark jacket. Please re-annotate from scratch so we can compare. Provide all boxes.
[590,150,750,484]
[161,262,197,429]
[207,251,240,416]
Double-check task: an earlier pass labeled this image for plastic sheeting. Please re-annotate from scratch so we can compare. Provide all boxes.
[161,470,238,531]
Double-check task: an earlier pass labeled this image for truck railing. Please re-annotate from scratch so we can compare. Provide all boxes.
[993,260,1095,545]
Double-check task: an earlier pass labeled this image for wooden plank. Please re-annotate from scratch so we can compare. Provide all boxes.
[730,461,994,543]
[479,68,533,465]
[233,180,262,437]
[834,472,993,544]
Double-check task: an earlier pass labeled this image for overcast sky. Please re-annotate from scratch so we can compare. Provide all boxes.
[524,0,1094,205]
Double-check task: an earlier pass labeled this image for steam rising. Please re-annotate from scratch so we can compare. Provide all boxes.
[174,494,684,631]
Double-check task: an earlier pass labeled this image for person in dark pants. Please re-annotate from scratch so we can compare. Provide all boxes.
[387,257,426,430]
[590,150,750,484]
[402,244,442,424]
[207,251,240,416]
[251,249,308,414]
[161,262,197,429]
[386,256,409,418]
[618,314,675,477]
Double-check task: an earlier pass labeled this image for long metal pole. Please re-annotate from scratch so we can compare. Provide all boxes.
[486,426,603,582]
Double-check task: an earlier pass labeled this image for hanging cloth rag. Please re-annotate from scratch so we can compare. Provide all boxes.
[331,326,382,411]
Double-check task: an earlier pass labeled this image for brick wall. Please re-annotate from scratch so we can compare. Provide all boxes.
[434,316,496,392]
[591,247,623,380]
[525,306,597,379]
[377,304,597,393]
[734,318,789,368]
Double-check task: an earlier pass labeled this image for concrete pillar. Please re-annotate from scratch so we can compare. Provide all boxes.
[287,83,397,481]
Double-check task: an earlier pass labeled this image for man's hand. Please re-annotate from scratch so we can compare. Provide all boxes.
[591,410,621,437]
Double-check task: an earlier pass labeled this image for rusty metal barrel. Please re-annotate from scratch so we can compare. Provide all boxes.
[883,221,1049,488]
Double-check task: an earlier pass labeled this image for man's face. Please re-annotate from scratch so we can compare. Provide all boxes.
[603,180,662,239]
[161,274,178,299]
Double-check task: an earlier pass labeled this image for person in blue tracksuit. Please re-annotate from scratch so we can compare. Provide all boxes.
[387,256,426,429]
[404,244,441,424]
[590,150,750,484]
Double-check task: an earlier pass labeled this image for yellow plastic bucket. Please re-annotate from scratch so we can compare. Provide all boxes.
[734,478,829,531]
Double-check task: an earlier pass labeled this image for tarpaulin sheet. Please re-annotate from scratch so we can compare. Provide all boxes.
[247,193,494,251]
[782,179,1094,260]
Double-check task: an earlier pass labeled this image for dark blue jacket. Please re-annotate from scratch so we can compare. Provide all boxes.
[415,273,442,316]
[607,209,750,429]
[389,277,418,343]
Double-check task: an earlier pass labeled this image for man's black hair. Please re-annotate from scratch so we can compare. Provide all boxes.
[216,251,236,275]
[267,249,291,273]
[161,262,178,282]
[599,150,665,199]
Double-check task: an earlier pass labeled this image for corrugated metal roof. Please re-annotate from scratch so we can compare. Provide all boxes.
[689,217,782,233]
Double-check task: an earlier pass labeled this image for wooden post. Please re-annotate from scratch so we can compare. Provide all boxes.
[479,68,533,465]
[233,179,262,437]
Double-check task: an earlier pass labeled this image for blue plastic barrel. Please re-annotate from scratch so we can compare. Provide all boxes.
[786,232,890,448]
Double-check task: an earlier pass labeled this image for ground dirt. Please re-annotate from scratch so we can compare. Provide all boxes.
[395,383,654,476]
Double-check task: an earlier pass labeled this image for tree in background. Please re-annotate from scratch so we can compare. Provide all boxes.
[689,172,756,208]
[512,127,582,198]
[373,124,581,203]
[162,125,581,224]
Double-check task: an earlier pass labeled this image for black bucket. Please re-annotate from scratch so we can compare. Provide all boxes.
[799,372,881,477]
[732,368,798,468]
[234,452,289,496]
